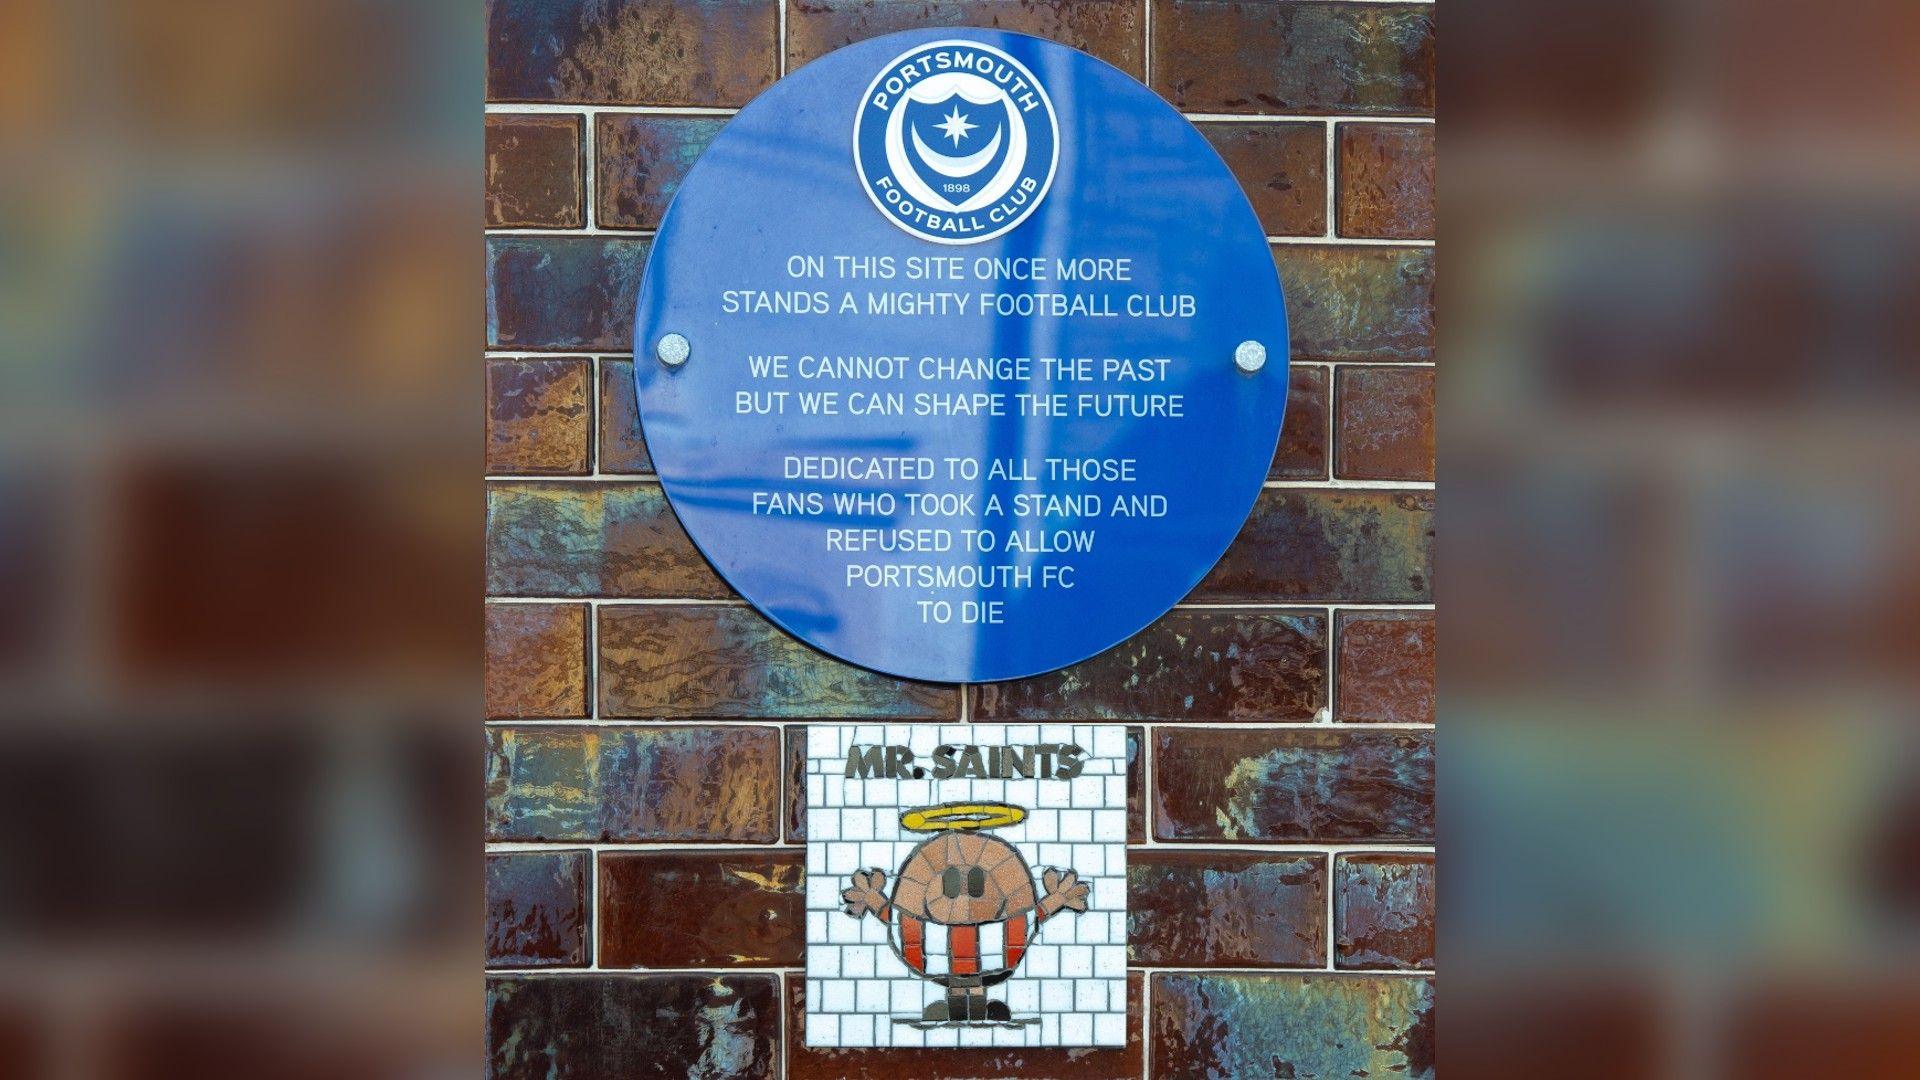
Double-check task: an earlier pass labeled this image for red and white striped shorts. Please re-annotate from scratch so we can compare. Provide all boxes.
[881,908,1046,985]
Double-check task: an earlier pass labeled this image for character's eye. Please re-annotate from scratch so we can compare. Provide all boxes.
[968,867,986,897]
[942,867,963,898]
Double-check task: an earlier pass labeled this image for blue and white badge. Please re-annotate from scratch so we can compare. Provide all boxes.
[853,39,1059,245]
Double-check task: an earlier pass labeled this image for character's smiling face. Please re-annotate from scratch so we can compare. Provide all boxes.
[890,832,1038,925]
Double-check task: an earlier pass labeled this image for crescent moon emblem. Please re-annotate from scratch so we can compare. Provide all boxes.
[909,124,1005,178]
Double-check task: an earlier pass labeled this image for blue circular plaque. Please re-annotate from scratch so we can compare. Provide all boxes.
[634,29,1288,683]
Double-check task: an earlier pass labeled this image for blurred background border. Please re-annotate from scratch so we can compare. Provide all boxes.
[1443,0,1920,1075]
[1,0,478,1076]
[3,0,1919,1075]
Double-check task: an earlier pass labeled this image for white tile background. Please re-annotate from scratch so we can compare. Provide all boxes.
[806,723,1129,1048]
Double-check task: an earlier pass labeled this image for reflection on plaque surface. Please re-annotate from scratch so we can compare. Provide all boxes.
[633,30,1289,685]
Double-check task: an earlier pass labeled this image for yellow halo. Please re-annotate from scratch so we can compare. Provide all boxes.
[900,802,1026,832]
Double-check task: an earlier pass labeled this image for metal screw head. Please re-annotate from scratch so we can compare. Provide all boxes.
[1234,340,1267,373]
[656,332,691,367]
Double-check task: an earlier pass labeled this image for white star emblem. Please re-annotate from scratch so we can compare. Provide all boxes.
[935,106,977,146]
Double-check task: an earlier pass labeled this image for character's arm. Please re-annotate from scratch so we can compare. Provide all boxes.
[841,868,891,921]
[1036,867,1090,921]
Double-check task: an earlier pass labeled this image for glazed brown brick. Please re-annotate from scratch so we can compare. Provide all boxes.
[485,115,583,228]
[1130,851,1326,967]
[598,605,958,718]
[1153,728,1433,842]
[487,0,778,106]
[1126,725,1145,843]
[785,725,806,841]
[486,850,589,967]
[597,359,654,472]
[1151,973,1433,1079]
[488,974,778,1077]
[1338,122,1435,240]
[1275,245,1434,362]
[1335,611,1435,724]
[1151,1,1434,115]
[1194,489,1433,603]
[788,0,1144,78]
[787,972,1143,1078]
[1272,365,1329,479]
[485,359,592,475]
[484,603,588,718]
[1336,365,1435,481]
[596,114,724,229]
[486,481,727,598]
[487,726,782,842]
[600,850,803,966]
[1199,122,1326,237]
[972,609,1327,722]
[487,236,648,351]
[1335,853,1434,970]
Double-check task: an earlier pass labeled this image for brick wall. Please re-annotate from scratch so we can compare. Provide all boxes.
[484,1,1434,1076]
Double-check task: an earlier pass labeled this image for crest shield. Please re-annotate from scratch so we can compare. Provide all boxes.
[899,95,1012,207]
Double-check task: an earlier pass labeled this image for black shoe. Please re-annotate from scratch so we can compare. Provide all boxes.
[985,1000,1012,1021]
[921,1000,950,1022]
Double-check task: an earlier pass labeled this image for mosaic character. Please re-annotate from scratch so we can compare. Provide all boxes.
[841,802,1089,1024]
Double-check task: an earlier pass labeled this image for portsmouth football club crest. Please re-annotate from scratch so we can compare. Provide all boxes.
[853,39,1059,244]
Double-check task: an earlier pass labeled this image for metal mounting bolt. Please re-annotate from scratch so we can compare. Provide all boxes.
[1234,340,1267,373]
[657,332,691,367]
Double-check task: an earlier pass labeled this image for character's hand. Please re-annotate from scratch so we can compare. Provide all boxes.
[842,868,888,918]
[1039,867,1090,915]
